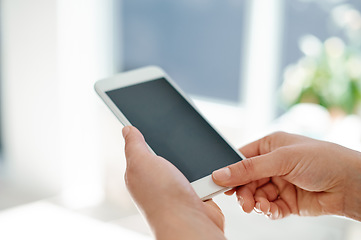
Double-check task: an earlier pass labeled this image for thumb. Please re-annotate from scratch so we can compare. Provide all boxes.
[122,126,151,164]
[212,149,295,187]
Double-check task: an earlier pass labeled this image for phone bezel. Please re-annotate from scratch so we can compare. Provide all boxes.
[94,66,245,200]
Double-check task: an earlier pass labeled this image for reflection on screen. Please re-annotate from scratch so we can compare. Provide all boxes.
[106,78,243,182]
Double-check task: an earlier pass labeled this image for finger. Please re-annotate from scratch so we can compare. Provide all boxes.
[254,182,280,202]
[235,179,269,213]
[239,131,304,158]
[236,186,255,213]
[122,126,151,164]
[212,148,296,187]
[268,202,280,220]
[253,177,299,217]
[238,132,292,158]
[236,178,270,197]
[252,186,272,215]
[224,188,236,196]
[223,179,267,196]
[270,199,292,219]
[254,197,271,215]
[271,177,299,214]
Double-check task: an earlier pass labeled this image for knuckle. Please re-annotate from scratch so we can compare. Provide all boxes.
[262,131,289,153]
[232,158,255,183]
[268,131,287,144]
[241,158,255,174]
[272,131,287,137]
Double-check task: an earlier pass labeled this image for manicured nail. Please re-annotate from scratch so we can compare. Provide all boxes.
[122,126,130,138]
[254,201,262,214]
[255,202,261,211]
[268,209,279,220]
[213,167,231,181]
[238,196,244,207]
[273,210,279,219]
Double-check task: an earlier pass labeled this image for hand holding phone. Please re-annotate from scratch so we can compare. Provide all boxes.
[122,125,226,238]
[95,66,245,200]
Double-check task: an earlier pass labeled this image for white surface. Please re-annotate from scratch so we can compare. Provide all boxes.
[193,146,245,200]
[192,174,232,200]
[95,66,166,92]
[214,194,358,240]
[112,193,361,240]
[0,201,151,240]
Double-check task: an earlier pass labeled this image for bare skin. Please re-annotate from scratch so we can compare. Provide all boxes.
[123,127,361,239]
[213,132,361,221]
[123,126,225,240]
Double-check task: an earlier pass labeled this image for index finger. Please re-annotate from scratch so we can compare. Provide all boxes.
[239,131,298,158]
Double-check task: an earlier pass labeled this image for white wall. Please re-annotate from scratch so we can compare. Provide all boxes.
[1,0,128,209]
[1,0,61,194]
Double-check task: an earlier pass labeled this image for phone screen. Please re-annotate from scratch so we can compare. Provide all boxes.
[106,78,243,182]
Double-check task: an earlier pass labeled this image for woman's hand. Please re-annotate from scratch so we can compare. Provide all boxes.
[212,132,361,221]
[123,126,226,240]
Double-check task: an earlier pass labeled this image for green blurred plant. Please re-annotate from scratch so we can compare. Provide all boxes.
[281,5,361,115]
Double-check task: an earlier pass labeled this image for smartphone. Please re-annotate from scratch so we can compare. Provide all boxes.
[94,66,245,200]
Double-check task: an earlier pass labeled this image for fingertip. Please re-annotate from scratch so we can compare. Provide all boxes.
[236,188,255,213]
[122,126,131,139]
[238,195,244,207]
[268,202,280,220]
[269,209,280,220]
[123,126,144,144]
[258,197,271,214]
[254,198,271,216]
[242,199,255,213]
[123,126,150,160]
[123,126,140,141]
[212,167,231,184]
[224,188,236,196]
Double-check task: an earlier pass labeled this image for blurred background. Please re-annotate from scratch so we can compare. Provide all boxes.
[1,0,361,239]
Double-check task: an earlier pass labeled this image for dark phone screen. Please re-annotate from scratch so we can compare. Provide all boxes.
[106,78,243,182]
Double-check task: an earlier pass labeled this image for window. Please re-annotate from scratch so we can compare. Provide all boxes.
[281,0,361,79]
[122,0,247,103]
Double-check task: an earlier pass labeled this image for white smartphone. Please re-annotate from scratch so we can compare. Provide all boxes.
[94,66,245,200]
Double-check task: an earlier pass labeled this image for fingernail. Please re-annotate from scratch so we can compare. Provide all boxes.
[122,126,130,138]
[269,210,279,220]
[213,167,231,181]
[254,208,262,214]
[238,196,244,207]
[255,202,261,211]
[254,201,262,214]
[273,210,279,219]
